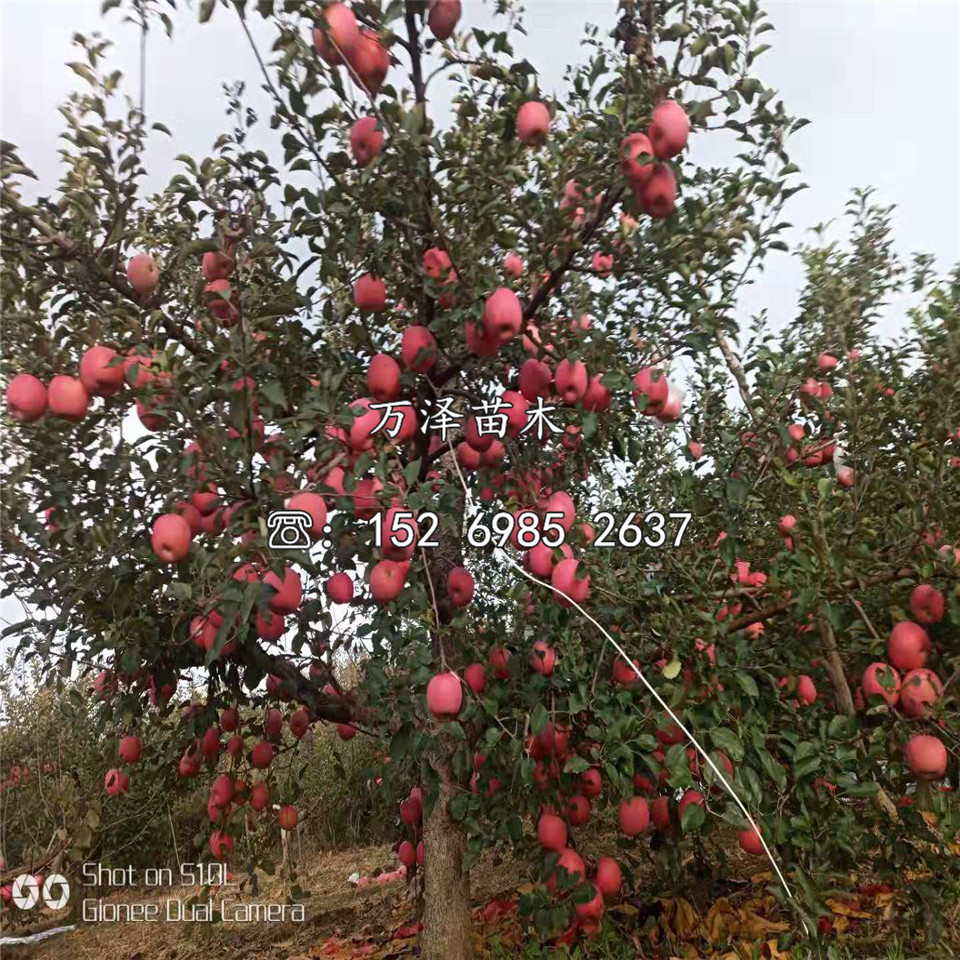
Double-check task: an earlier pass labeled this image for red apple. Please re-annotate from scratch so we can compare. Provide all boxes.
[862,662,901,706]
[427,0,461,40]
[516,101,550,146]
[354,274,386,313]
[591,250,613,278]
[426,671,463,719]
[636,163,677,219]
[595,857,621,897]
[817,353,838,371]
[648,99,690,158]
[537,812,567,852]
[119,735,142,763]
[447,566,474,607]
[251,741,274,769]
[370,559,405,603]
[289,709,309,739]
[549,847,586,891]
[529,640,556,676]
[47,375,89,421]
[80,345,124,396]
[503,252,524,278]
[312,2,360,64]
[621,131,655,184]
[632,367,669,413]
[797,675,817,705]
[779,514,797,535]
[398,840,416,868]
[618,796,649,835]
[555,359,588,404]
[464,663,487,694]
[278,805,299,831]
[325,572,354,604]
[263,708,283,738]
[205,279,239,324]
[202,251,234,282]
[349,116,384,166]
[127,253,159,296]
[738,825,764,855]
[612,656,639,687]
[582,374,611,412]
[483,287,523,343]
[151,513,192,563]
[488,647,512,679]
[837,466,855,488]
[345,29,390,94]
[105,768,130,796]
[367,353,401,401]
[6,373,46,422]
[285,492,327,538]
[567,794,591,825]
[905,734,947,780]
[519,358,552,401]
[900,668,943,718]
[888,621,930,672]
[401,325,438,372]
[500,390,529,437]
[264,566,302,615]
[909,584,945,626]
[250,781,270,811]
[551,558,590,606]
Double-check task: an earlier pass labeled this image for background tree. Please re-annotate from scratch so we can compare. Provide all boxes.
[2,0,957,955]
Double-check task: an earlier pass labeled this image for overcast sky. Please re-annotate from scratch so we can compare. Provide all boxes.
[2,0,958,337]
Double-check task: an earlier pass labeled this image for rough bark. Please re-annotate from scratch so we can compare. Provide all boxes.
[818,615,900,822]
[421,739,473,960]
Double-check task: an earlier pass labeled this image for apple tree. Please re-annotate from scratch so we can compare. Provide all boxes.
[2,0,958,954]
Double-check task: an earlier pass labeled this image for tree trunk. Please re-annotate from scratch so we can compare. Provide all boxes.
[421,742,472,960]
[818,614,900,821]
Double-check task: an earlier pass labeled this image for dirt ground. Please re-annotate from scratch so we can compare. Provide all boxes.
[3,843,523,960]
[4,837,958,960]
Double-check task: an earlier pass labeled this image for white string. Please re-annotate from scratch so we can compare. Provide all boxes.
[445,440,805,920]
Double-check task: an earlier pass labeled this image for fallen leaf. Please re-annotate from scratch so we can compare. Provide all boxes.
[660,896,701,941]
[825,897,871,919]
[739,909,789,940]
[705,897,740,943]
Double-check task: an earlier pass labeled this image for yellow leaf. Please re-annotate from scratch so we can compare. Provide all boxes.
[825,897,872,919]
[739,909,789,940]
[705,897,740,944]
[832,915,851,936]
[660,896,701,941]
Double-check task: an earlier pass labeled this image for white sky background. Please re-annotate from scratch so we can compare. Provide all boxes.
[1,0,959,657]
[1,0,958,333]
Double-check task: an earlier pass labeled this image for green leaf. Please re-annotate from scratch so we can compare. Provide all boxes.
[681,801,705,832]
[199,0,216,23]
[845,781,879,798]
[736,671,759,698]
[710,727,744,762]
[531,703,549,736]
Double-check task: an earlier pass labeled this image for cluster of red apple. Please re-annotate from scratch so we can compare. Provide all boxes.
[3,252,204,432]
[314,0,462,104]
[858,585,948,780]
[396,786,426,873]
[411,632,766,925]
